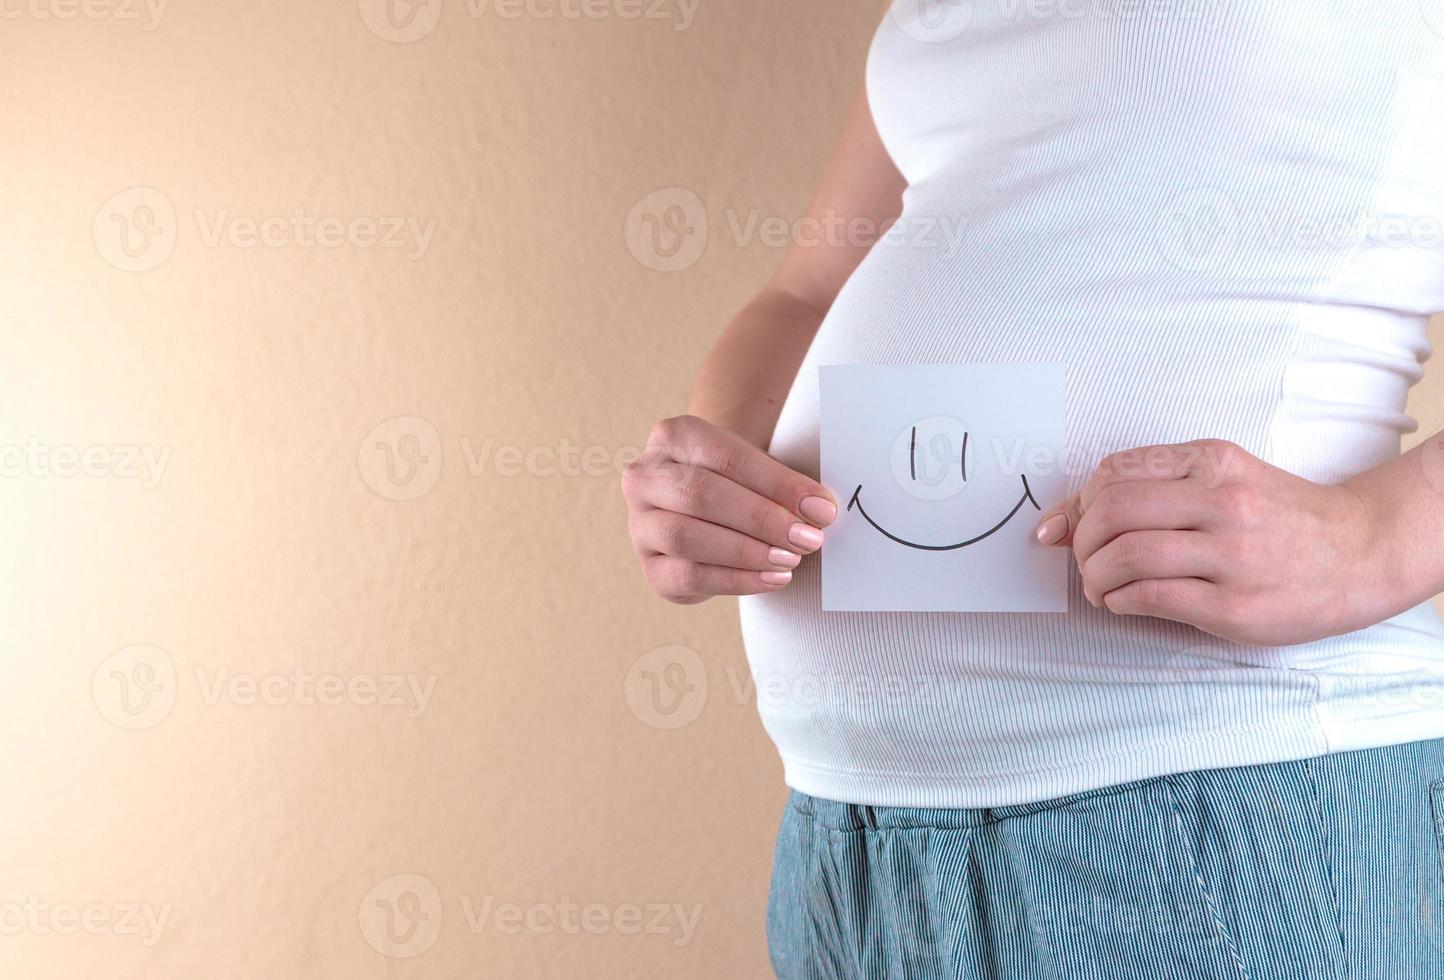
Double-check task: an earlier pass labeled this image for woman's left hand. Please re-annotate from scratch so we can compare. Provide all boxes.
[1033,439,1385,646]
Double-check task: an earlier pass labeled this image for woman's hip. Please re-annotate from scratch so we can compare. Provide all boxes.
[767,737,1444,979]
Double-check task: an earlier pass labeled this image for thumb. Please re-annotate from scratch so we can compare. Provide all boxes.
[1033,492,1083,548]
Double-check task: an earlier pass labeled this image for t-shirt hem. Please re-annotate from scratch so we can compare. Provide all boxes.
[779,713,1444,809]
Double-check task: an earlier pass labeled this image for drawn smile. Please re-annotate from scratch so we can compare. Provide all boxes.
[846,475,1041,551]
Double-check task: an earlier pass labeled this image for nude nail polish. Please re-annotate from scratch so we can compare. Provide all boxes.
[768,547,802,569]
[1035,514,1068,545]
[788,523,824,551]
[799,496,838,526]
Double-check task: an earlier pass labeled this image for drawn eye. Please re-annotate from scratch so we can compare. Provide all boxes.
[910,426,969,482]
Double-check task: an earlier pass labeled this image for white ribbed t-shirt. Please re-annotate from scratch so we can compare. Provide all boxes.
[738,1,1444,807]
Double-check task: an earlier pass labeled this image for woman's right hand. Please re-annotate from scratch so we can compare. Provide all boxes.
[622,415,838,604]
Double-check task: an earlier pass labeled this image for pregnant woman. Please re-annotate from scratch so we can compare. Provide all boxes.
[621,4,1444,976]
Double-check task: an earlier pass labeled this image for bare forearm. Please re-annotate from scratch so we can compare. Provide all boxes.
[623,79,902,604]
[1344,429,1444,623]
[686,287,826,449]
[684,81,902,451]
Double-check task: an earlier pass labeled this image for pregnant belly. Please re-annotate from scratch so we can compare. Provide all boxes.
[767,228,1417,492]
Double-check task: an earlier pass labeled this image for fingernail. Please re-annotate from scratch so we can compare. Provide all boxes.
[760,570,793,587]
[768,547,802,569]
[788,523,825,551]
[1035,514,1068,545]
[799,496,838,526]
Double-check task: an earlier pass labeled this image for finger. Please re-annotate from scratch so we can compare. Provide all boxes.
[1078,441,1227,513]
[1100,576,1220,629]
[1072,480,1216,568]
[639,461,824,553]
[1080,530,1218,606]
[649,416,838,526]
[632,510,802,572]
[643,555,792,602]
[1034,492,1084,547]
[1034,441,1231,549]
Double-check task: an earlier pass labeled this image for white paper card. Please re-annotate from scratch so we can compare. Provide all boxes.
[820,364,1067,613]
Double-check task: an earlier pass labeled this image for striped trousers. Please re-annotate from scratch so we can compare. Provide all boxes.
[767,738,1444,979]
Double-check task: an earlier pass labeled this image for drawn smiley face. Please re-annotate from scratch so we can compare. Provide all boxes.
[845,415,1041,551]
[819,363,1066,613]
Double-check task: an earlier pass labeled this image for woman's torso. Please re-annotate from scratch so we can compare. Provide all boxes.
[738,0,1444,807]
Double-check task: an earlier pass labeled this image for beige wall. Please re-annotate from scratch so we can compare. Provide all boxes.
[1,3,1440,978]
